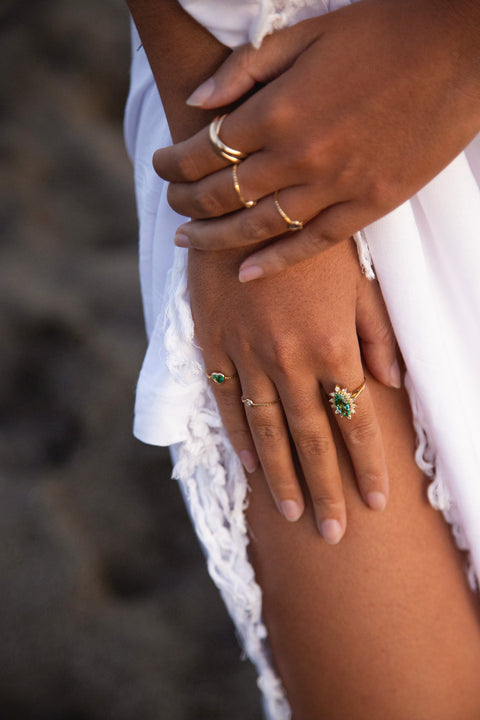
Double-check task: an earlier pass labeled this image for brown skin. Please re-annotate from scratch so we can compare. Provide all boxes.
[126,0,480,715]
[156,0,480,279]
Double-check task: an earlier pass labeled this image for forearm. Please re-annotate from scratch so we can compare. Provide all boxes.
[125,0,230,141]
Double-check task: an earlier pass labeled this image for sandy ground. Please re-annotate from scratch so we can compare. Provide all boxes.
[0,1,261,717]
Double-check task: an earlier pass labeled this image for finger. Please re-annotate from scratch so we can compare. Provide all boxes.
[278,377,347,545]
[173,184,332,252]
[356,278,402,389]
[238,199,381,281]
[204,362,259,474]
[325,372,389,513]
[153,113,264,184]
[167,150,283,219]
[186,21,318,109]
[241,378,305,524]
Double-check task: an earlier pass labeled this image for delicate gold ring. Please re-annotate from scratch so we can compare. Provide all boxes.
[232,165,256,209]
[273,191,303,231]
[242,395,280,408]
[206,371,237,385]
[329,379,366,420]
[209,114,247,165]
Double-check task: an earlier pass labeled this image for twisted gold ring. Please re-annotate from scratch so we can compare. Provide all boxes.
[209,114,247,165]
[242,395,280,408]
[274,191,303,231]
[232,165,256,209]
[206,371,237,385]
[329,379,366,420]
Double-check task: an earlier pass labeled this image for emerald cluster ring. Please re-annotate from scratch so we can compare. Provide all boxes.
[329,379,366,420]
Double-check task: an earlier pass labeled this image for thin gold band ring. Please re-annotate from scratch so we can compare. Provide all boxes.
[242,395,280,408]
[232,165,256,209]
[273,191,303,231]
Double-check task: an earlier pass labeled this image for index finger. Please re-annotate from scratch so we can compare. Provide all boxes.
[152,113,261,183]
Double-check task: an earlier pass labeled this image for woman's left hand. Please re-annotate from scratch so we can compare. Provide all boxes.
[153,0,480,280]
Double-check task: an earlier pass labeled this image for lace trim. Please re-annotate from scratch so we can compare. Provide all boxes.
[404,373,477,591]
[251,0,329,46]
[164,248,292,720]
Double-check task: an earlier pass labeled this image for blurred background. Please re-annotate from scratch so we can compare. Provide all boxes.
[0,0,261,717]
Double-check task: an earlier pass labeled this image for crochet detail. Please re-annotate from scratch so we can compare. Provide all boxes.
[164,248,292,720]
[251,0,329,46]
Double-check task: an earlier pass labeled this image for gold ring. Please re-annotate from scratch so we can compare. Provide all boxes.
[232,165,256,209]
[242,395,280,408]
[206,371,237,385]
[209,114,247,165]
[329,379,366,420]
[273,191,303,231]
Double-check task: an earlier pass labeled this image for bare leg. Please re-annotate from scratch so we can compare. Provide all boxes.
[247,375,480,719]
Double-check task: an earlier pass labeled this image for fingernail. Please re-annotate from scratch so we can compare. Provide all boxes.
[320,519,343,545]
[390,359,402,389]
[186,77,215,107]
[239,265,264,283]
[366,491,387,512]
[280,500,303,522]
[174,233,191,248]
[239,450,258,474]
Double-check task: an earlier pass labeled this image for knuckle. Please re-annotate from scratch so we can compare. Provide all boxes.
[366,175,396,213]
[296,433,331,459]
[269,338,296,374]
[319,334,350,369]
[254,422,285,444]
[347,419,380,447]
[191,186,223,217]
[241,213,276,242]
[311,493,344,514]
[176,150,201,182]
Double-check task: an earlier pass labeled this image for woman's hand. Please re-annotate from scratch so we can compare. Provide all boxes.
[154,0,480,280]
[190,237,399,543]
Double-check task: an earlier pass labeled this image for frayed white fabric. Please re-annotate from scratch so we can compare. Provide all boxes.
[125,1,480,717]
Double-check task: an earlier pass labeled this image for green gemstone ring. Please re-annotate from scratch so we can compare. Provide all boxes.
[329,379,366,420]
[206,371,237,385]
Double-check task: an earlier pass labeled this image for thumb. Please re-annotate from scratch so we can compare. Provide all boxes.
[186,22,315,109]
[355,279,402,390]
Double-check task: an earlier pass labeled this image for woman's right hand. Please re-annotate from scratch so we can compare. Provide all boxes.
[189,237,400,544]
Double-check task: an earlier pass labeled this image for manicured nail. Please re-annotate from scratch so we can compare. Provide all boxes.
[238,265,264,283]
[390,359,402,389]
[186,77,215,107]
[239,450,258,474]
[320,519,343,545]
[280,500,303,522]
[174,233,191,248]
[366,491,387,512]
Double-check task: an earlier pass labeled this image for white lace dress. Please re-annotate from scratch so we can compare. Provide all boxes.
[124,2,480,717]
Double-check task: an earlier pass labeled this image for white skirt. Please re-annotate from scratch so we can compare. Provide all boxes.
[124,2,480,717]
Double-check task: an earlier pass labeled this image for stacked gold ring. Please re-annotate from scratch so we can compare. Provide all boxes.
[209,114,247,164]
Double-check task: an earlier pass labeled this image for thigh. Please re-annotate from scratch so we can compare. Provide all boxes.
[246,373,480,720]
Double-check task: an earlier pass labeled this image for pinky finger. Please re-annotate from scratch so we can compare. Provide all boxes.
[206,369,260,474]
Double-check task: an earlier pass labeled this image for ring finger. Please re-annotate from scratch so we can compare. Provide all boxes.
[241,373,306,523]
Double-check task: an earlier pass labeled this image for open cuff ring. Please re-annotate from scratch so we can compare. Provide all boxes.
[209,114,247,164]
[242,395,280,408]
[274,191,303,231]
[329,379,366,419]
[232,165,256,209]
[206,371,237,385]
